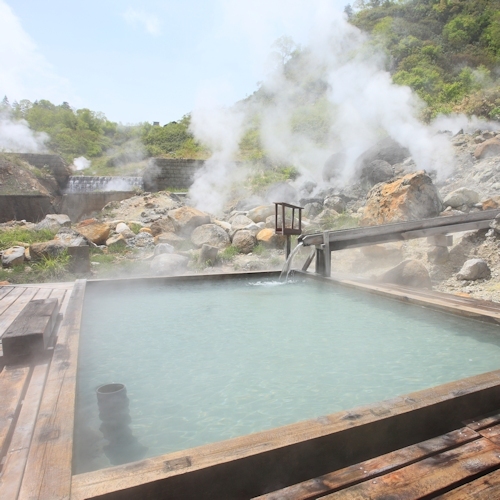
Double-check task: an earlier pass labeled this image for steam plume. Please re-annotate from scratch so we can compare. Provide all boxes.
[0,111,49,153]
[187,0,492,211]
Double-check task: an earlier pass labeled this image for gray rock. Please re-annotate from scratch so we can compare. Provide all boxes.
[1,246,25,267]
[191,224,231,249]
[427,246,449,265]
[153,243,174,256]
[35,214,71,232]
[115,222,130,233]
[29,240,66,261]
[443,188,480,209]
[303,202,323,219]
[360,160,394,188]
[232,230,256,254]
[379,259,432,289]
[324,195,346,213]
[150,253,189,276]
[127,232,154,248]
[457,259,491,280]
[55,227,87,247]
[229,214,254,231]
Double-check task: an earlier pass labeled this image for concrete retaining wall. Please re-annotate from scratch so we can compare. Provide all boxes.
[0,195,55,223]
[60,192,136,222]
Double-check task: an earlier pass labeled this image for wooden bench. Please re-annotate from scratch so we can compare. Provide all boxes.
[2,298,59,362]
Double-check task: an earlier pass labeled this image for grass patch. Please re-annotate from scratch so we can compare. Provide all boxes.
[219,245,239,262]
[31,252,71,282]
[318,213,360,231]
[252,243,269,256]
[0,228,56,251]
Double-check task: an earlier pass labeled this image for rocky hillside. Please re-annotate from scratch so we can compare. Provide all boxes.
[2,127,500,303]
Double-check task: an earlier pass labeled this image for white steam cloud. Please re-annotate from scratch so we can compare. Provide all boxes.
[188,96,246,214]
[188,0,467,211]
[0,111,48,152]
[72,156,91,171]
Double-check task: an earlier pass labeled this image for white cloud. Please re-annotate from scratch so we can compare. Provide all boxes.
[0,1,72,103]
[123,7,161,36]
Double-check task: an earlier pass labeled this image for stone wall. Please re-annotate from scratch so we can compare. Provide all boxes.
[143,159,204,191]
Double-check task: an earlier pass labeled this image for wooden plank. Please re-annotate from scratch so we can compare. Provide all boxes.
[435,468,500,499]
[0,362,50,499]
[0,286,15,301]
[0,287,27,317]
[3,299,59,360]
[32,288,53,301]
[18,280,86,500]
[0,288,38,339]
[0,366,31,463]
[322,438,500,500]
[253,427,480,500]
[465,411,500,432]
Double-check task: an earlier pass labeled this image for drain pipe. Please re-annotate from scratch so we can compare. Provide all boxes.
[96,383,148,465]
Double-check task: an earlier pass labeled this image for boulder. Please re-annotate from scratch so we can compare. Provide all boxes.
[379,259,432,289]
[76,219,111,245]
[168,207,210,236]
[232,230,256,254]
[154,232,187,249]
[315,209,340,225]
[490,214,500,235]
[474,138,500,159]
[150,253,189,276]
[119,228,136,239]
[199,244,218,266]
[213,219,231,233]
[139,227,152,234]
[443,188,480,209]
[35,214,71,232]
[54,228,87,247]
[229,214,254,230]
[303,202,323,219]
[149,217,179,236]
[324,196,346,213]
[482,196,500,210]
[153,243,174,256]
[191,224,231,249]
[361,171,442,226]
[247,205,275,223]
[355,137,410,170]
[457,259,491,281]
[1,246,25,267]
[256,228,286,248]
[360,160,393,188]
[106,234,126,249]
[115,222,130,233]
[128,232,154,248]
[29,240,66,261]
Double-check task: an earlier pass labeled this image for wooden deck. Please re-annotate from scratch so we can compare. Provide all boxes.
[0,280,85,500]
[3,274,500,498]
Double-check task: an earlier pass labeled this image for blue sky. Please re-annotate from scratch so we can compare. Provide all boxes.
[1,0,347,125]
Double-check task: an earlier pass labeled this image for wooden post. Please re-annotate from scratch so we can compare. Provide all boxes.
[323,232,331,277]
[286,235,292,259]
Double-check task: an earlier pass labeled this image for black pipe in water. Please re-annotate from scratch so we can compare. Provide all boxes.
[96,383,148,465]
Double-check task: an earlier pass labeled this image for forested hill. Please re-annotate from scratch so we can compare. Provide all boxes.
[350,0,500,119]
[1,0,499,173]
